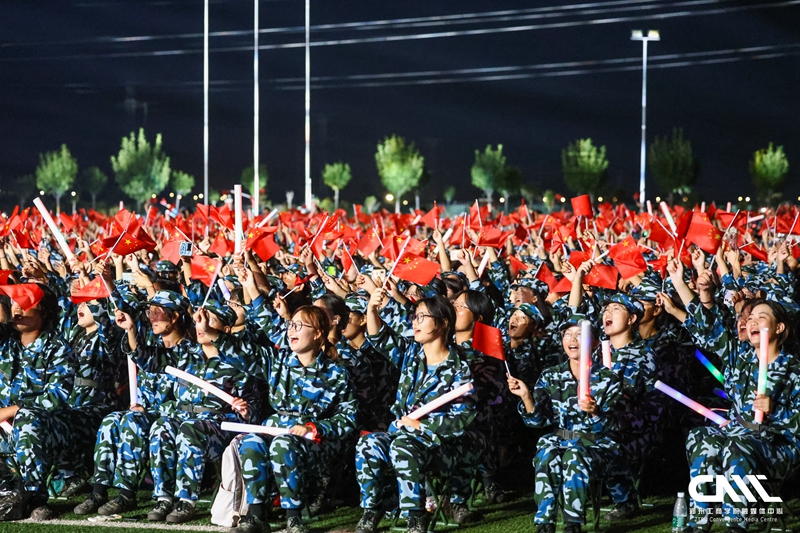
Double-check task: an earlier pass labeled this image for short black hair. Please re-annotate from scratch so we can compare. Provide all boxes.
[314,293,350,337]
[442,275,467,295]
[413,296,456,343]
[451,289,495,326]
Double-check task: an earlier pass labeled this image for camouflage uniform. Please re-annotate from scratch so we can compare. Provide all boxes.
[355,324,475,513]
[520,361,621,525]
[0,325,74,496]
[686,347,800,529]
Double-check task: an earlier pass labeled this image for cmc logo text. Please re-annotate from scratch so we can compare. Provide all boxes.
[689,475,782,503]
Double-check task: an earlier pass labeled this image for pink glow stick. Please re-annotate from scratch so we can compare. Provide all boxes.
[234,185,243,254]
[407,383,474,421]
[0,420,12,434]
[579,320,592,399]
[166,366,236,406]
[646,200,653,216]
[33,197,75,261]
[654,380,728,425]
[602,340,612,369]
[755,327,769,423]
[476,251,491,278]
[660,201,677,233]
[220,421,314,439]
[128,357,138,405]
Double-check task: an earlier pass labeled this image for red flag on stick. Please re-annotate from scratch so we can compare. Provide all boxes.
[685,212,724,254]
[392,251,440,286]
[190,256,221,287]
[70,278,111,304]
[608,236,647,279]
[472,321,505,361]
[0,284,45,311]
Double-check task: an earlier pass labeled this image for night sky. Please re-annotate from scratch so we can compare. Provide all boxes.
[2,0,800,209]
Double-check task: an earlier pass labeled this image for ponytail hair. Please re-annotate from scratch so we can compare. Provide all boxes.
[293,305,339,362]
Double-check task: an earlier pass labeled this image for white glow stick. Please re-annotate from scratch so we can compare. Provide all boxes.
[0,420,12,434]
[646,200,653,216]
[234,185,243,254]
[33,197,75,260]
[128,357,139,405]
[433,226,454,255]
[217,279,231,301]
[221,421,313,439]
[602,340,612,369]
[660,202,677,233]
[727,202,732,212]
[406,383,474,421]
[476,251,491,278]
[755,327,769,423]
[579,320,592,399]
[166,366,236,406]
[701,202,706,212]
[257,208,279,227]
[654,380,729,425]
[747,215,765,223]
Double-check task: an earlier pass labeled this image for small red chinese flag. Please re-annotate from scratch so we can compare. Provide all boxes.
[608,236,648,279]
[535,262,558,291]
[740,242,769,263]
[190,256,220,287]
[101,232,156,256]
[209,231,234,257]
[583,264,619,290]
[472,321,505,361]
[0,284,45,311]
[685,212,723,254]
[509,256,529,278]
[252,235,280,262]
[392,251,440,286]
[571,195,593,218]
[70,278,111,304]
[357,230,381,256]
[0,270,15,285]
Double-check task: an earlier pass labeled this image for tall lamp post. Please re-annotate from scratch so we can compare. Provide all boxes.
[304,0,312,210]
[631,29,659,211]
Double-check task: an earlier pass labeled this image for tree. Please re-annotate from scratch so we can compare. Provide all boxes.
[111,128,171,210]
[648,128,697,205]
[322,162,352,211]
[443,185,456,206]
[561,138,608,197]
[36,144,77,214]
[375,135,424,213]
[750,143,789,205]
[83,167,108,210]
[241,164,268,213]
[520,183,539,206]
[542,189,557,213]
[171,170,195,212]
[497,165,522,211]
[413,168,431,211]
[471,144,506,203]
[364,195,379,214]
[12,174,38,206]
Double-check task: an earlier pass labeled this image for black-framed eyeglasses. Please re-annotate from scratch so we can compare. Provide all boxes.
[287,320,313,332]
[409,313,433,323]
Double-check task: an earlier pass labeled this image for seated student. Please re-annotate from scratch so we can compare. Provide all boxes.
[220,301,356,533]
[685,300,800,533]
[507,314,622,533]
[354,292,474,533]
[0,284,74,521]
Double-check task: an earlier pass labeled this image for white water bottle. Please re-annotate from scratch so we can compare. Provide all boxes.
[672,491,688,532]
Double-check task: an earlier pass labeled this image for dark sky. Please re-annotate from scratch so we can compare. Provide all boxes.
[2,0,800,209]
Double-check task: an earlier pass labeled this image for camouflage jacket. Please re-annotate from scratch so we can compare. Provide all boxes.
[338,339,398,432]
[459,340,509,439]
[365,324,476,447]
[519,360,621,448]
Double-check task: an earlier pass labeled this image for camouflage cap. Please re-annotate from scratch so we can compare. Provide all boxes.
[202,299,237,328]
[156,260,179,274]
[148,290,190,314]
[606,293,645,319]
[558,312,600,338]
[344,293,369,315]
[511,277,549,297]
[223,275,242,289]
[631,277,660,303]
[512,303,544,327]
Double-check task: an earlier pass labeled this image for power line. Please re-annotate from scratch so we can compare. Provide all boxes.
[3,0,798,62]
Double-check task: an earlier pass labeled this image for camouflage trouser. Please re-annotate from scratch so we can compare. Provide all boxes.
[3,407,70,493]
[686,426,800,530]
[355,431,439,512]
[93,410,156,491]
[148,416,182,499]
[446,430,487,505]
[239,433,327,509]
[53,407,107,480]
[533,435,615,525]
[603,429,658,505]
[174,419,227,501]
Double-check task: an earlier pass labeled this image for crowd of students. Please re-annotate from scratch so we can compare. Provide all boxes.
[0,198,798,533]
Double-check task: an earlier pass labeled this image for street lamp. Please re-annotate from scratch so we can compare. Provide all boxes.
[631,29,660,211]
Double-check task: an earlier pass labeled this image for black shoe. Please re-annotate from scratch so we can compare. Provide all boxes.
[286,515,310,533]
[484,482,505,504]
[564,523,583,533]
[235,514,271,533]
[60,476,89,498]
[0,490,30,522]
[29,504,55,521]
[98,494,137,516]
[74,493,107,515]
[535,524,556,533]
[166,500,196,524]
[355,509,384,533]
[147,499,174,521]
[602,500,639,521]
[406,513,431,533]
[450,502,476,525]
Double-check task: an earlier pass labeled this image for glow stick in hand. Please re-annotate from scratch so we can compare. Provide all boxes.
[754,327,769,423]
[234,185,243,254]
[33,197,75,260]
[0,420,12,434]
[660,201,677,233]
[220,421,313,439]
[128,357,139,405]
[579,320,592,399]
[406,383,474,421]
[476,251,491,278]
[601,340,612,369]
[654,380,729,425]
[166,366,236,406]
[694,349,724,384]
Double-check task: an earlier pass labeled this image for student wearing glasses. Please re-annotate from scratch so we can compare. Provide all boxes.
[354,291,475,533]
[219,304,356,533]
